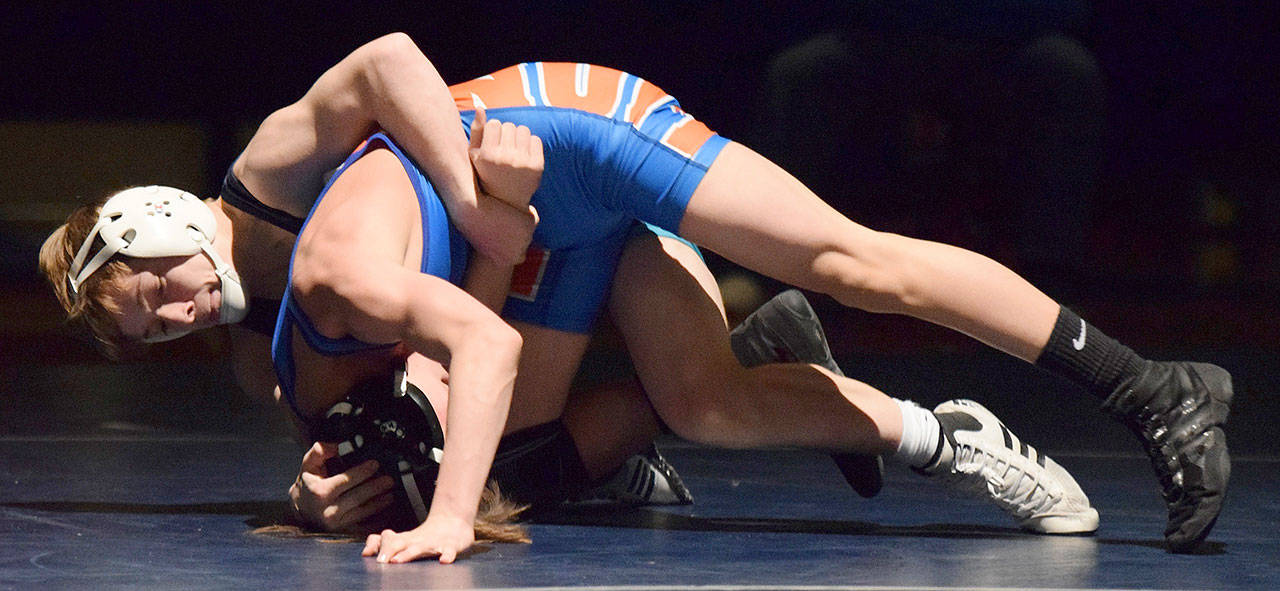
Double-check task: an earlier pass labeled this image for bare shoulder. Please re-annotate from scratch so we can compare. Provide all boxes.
[290,146,420,317]
[324,145,415,201]
[297,145,417,259]
[231,34,420,214]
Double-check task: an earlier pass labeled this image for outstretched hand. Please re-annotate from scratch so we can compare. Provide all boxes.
[469,107,545,210]
[362,513,476,564]
[289,441,395,535]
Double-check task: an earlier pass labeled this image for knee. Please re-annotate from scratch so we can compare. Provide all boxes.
[650,361,754,448]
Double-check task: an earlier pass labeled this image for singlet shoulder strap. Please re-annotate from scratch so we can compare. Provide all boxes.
[271,134,414,418]
[220,164,305,235]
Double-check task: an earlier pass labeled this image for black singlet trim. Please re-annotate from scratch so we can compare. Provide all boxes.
[219,165,305,235]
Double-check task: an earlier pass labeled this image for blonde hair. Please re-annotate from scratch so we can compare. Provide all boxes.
[37,191,135,359]
[472,481,532,544]
[253,480,531,544]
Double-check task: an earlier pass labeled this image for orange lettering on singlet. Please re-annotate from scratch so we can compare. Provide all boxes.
[451,63,717,156]
[626,80,670,125]
[538,63,625,116]
[451,65,532,110]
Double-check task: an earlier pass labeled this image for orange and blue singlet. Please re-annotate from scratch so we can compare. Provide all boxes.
[273,63,728,413]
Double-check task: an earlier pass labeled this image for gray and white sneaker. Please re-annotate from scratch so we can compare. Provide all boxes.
[922,399,1099,534]
[579,443,694,505]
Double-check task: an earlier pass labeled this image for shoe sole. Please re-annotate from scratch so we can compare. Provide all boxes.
[1161,363,1232,553]
[1023,508,1100,534]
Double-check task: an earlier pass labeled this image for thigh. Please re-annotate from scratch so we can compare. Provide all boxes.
[677,141,877,289]
[607,227,739,413]
[505,320,592,433]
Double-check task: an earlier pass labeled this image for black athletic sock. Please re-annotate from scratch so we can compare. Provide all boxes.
[1035,306,1149,400]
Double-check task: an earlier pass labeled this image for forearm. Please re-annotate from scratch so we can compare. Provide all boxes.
[463,254,517,314]
[461,191,529,313]
[356,34,477,232]
[421,335,518,527]
[372,275,521,527]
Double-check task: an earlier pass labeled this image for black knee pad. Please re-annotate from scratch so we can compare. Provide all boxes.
[489,420,591,517]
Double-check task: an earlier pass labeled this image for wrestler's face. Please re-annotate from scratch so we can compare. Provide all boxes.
[113,253,225,342]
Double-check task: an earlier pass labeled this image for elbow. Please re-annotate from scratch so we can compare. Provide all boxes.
[451,318,521,407]
[373,32,416,53]
[458,317,522,379]
[477,320,523,369]
[363,32,423,78]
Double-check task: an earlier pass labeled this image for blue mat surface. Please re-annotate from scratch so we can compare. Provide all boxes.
[1,435,1274,590]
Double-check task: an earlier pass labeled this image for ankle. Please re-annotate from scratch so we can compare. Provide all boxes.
[1035,306,1149,399]
[891,399,947,469]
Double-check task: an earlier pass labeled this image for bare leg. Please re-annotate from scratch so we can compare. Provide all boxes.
[413,329,664,488]
[561,377,662,480]
[501,322,591,433]
[605,231,1100,534]
[487,317,666,483]
[678,142,1060,362]
[608,230,901,454]
[672,142,1230,544]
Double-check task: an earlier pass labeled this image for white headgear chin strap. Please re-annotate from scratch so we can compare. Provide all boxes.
[65,185,249,343]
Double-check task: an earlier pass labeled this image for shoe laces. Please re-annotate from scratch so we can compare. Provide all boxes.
[939,440,1062,519]
[1125,403,1185,498]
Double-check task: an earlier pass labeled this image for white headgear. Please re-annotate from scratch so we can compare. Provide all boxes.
[66,185,248,342]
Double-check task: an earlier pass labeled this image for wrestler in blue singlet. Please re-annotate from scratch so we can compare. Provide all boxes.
[273,63,728,416]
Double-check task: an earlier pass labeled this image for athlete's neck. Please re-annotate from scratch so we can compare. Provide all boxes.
[207,198,247,302]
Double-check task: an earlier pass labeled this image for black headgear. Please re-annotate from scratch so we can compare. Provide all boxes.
[313,367,445,530]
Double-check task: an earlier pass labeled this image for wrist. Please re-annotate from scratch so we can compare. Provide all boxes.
[421,506,476,532]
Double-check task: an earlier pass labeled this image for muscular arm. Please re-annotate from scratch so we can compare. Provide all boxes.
[234,32,533,263]
[291,147,519,562]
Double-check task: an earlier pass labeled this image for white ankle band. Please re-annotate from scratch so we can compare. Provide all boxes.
[892,399,942,468]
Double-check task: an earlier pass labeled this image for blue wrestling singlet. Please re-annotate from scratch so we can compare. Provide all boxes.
[273,63,726,415]
[271,133,470,415]
[450,62,726,332]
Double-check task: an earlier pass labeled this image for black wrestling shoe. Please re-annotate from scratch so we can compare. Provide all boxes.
[729,289,884,498]
[1103,361,1232,553]
[730,289,842,374]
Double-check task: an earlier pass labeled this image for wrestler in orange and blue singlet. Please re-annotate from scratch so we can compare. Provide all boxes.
[274,63,728,411]
[450,62,728,330]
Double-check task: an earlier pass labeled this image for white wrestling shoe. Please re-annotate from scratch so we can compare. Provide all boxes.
[921,399,1099,534]
[577,443,694,505]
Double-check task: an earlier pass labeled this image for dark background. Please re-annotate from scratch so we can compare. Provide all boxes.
[1,2,1276,455]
